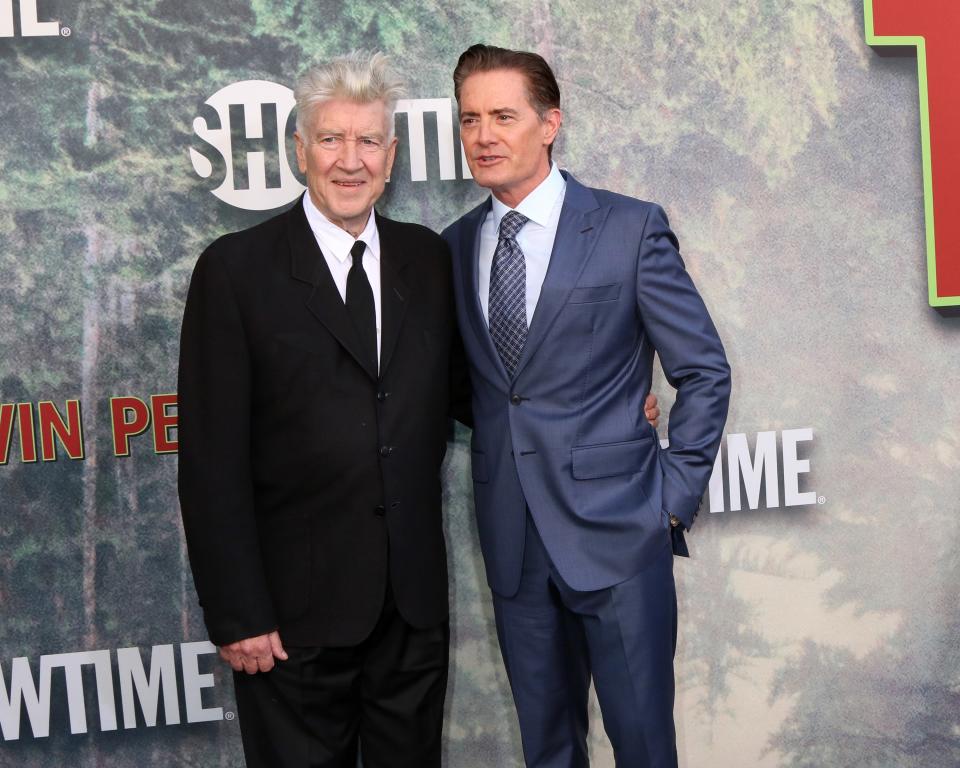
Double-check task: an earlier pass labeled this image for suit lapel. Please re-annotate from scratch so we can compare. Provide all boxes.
[513,174,609,380]
[287,197,378,381]
[375,214,410,378]
[459,199,510,380]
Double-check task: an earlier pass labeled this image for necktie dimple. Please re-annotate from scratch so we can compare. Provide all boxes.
[488,210,529,376]
[346,240,377,372]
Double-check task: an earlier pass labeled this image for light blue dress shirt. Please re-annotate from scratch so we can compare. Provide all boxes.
[479,163,567,326]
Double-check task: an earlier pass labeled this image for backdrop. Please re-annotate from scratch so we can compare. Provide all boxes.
[2,1,958,766]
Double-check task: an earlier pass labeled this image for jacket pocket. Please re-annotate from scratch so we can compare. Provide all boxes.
[568,282,621,304]
[571,435,654,480]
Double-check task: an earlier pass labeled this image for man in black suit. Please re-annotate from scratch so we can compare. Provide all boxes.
[177,52,469,767]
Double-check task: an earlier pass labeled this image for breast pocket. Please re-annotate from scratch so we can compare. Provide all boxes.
[568,283,621,304]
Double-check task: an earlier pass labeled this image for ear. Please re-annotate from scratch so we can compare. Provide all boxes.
[294,131,307,174]
[541,107,562,148]
[384,135,398,180]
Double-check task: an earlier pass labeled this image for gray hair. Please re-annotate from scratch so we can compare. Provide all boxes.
[294,51,406,139]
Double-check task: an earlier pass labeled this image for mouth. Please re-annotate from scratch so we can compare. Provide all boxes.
[333,180,366,189]
[474,155,505,167]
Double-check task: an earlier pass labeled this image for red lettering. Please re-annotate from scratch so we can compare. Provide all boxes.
[111,396,150,457]
[867,0,960,308]
[0,404,14,464]
[16,402,37,462]
[150,394,178,454]
[38,400,85,461]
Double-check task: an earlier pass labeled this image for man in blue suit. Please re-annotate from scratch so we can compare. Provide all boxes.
[442,45,731,767]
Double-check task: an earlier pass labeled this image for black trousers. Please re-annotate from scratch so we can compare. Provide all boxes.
[233,585,449,768]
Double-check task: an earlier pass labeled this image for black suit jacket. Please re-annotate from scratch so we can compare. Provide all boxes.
[177,198,469,647]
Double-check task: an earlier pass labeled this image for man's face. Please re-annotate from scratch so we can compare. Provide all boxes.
[294,98,397,236]
[458,68,561,207]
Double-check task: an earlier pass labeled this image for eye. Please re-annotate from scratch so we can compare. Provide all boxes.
[497,114,513,122]
[359,137,381,148]
[318,135,341,147]
[460,117,477,127]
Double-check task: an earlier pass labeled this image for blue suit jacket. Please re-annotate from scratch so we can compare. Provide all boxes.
[442,172,731,598]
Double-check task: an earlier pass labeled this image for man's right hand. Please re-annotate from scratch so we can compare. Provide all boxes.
[219,630,288,674]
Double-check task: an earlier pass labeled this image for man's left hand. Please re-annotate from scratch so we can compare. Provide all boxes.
[644,393,661,429]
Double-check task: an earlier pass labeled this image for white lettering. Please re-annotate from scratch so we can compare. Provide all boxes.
[190,80,304,211]
[0,657,52,740]
[707,448,724,513]
[2,641,221,740]
[0,0,12,37]
[180,642,222,723]
[727,430,780,511]
[117,645,180,728]
[394,98,458,182]
[42,651,117,734]
[0,1,60,37]
[19,0,58,36]
[782,427,816,506]
[706,428,818,513]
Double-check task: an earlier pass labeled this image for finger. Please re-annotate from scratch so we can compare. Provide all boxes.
[269,632,288,661]
[257,654,276,673]
[241,657,259,675]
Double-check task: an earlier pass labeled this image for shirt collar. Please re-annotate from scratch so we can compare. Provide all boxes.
[302,194,380,263]
[490,163,566,229]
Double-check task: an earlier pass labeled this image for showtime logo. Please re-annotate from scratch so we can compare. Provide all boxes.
[0,642,223,741]
[190,80,471,211]
[702,427,819,513]
[0,0,67,37]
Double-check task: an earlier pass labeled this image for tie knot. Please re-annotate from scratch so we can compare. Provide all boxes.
[350,240,366,265]
[499,211,528,241]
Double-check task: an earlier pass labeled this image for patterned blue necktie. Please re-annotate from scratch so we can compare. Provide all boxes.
[488,210,529,376]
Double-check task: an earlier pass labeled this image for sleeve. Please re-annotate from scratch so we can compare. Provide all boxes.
[449,325,474,429]
[176,243,277,645]
[634,204,732,530]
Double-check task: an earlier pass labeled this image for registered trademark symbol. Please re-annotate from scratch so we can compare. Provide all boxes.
[224,711,236,721]
[817,496,826,505]
[60,26,71,37]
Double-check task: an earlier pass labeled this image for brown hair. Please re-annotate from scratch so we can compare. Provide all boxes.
[453,44,561,159]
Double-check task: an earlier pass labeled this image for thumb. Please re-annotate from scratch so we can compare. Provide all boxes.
[269,631,288,660]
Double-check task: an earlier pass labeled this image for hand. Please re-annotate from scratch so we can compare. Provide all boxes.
[219,630,288,674]
[644,392,661,429]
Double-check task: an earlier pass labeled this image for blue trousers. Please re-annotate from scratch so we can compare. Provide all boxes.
[492,513,678,767]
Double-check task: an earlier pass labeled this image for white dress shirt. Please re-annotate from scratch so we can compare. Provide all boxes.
[479,163,567,325]
[302,195,382,367]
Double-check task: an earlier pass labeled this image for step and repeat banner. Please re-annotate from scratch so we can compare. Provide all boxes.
[2,1,958,766]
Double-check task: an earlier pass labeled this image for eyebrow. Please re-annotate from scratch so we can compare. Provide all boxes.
[313,129,386,139]
[459,107,520,118]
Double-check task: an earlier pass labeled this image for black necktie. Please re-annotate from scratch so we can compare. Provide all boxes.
[346,240,377,372]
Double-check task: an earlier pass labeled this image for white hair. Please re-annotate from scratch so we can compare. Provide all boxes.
[294,51,406,139]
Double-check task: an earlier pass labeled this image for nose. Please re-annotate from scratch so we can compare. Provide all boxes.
[476,117,496,146]
[337,139,363,171]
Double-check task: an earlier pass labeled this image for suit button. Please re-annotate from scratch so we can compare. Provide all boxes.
[510,394,522,405]
[379,445,392,457]
[373,504,385,516]
[377,391,389,402]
